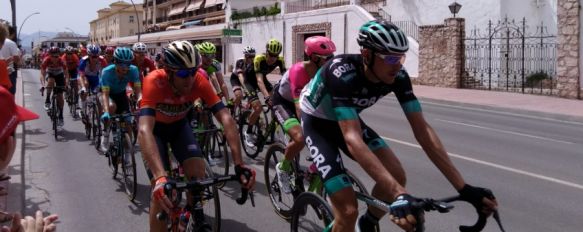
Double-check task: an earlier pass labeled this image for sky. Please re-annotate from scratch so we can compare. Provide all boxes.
[0,0,142,36]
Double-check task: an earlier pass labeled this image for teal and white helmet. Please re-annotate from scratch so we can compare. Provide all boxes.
[357,20,408,54]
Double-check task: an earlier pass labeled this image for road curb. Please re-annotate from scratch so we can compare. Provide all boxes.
[417,96,583,124]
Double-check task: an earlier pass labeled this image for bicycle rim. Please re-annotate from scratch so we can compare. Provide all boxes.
[121,133,137,201]
[291,192,334,232]
[264,143,297,220]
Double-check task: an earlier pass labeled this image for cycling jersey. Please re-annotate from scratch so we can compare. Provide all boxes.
[61,54,79,71]
[132,57,156,82]
[41,57,66,76]
[253,54,286,76]
[277,62,311,103]
[229,58,254,91]
[78,56,108,92]
[300,54,420,121]
[140,69,224,124]
[100,65,140,95]
[202,59,222,76]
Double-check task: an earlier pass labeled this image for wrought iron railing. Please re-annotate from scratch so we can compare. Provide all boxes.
[464,17,557,95]
[285,0,350,14]
[392,21,419,42]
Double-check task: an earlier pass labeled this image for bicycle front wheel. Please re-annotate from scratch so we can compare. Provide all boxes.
[186,162,221,232]
[264,142,300,220]
[121,132,137,201]
[206,131,230,186]
[51,98,58,140]
[290,192,334,232]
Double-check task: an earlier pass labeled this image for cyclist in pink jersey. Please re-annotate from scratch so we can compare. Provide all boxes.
[270,36,336,193]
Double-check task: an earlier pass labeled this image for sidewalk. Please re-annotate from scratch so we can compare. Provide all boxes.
[266,74,583,121]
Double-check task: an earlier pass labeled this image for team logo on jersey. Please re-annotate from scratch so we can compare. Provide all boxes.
[332,63,356,79]
[352,97,378,107]
[305,136,332,178]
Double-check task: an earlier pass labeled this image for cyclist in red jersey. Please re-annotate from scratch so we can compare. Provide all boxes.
[131,42,156,83]
[41,47,69,126]
[61,46,81,113]
[138,41,256,231]
[104,46,115,65]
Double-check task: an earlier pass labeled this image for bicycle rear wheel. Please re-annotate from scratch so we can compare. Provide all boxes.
[264,142,303,220]
[121,132,137,201]
[51,97,58,140]
[290,192,334,232]
[206,130,230,187]
[238,110,261,159]
[91,105,101,151]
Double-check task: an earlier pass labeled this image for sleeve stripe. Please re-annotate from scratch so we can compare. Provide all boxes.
[401,100,422,113]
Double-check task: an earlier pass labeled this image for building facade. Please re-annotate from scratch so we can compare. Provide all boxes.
[89,1,144,45]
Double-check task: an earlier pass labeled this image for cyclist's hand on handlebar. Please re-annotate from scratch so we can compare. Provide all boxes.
[235,164,256,190]
[152,176,174,213]
[458,184,498,215]
[389,193,420,232]
[100,112,111,121]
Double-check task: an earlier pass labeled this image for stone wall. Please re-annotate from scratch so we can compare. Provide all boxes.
[417,18,465,88]
[557,0,581,99]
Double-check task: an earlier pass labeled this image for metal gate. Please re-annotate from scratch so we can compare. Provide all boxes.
[464,17,557,95]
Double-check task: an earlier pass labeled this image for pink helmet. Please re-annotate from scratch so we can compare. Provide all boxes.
[304,36,336,56]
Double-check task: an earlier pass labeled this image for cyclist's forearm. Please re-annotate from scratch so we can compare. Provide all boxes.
[138,123,166,179]
[416,125,465,190]
[101,92,110,113]
[256,74,270,97]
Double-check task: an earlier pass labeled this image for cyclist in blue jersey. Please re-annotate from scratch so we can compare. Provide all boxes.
[299,20,498,232]
[78,44,108,124]
[99,47,141,153]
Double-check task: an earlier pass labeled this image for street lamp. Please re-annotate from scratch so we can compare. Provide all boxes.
[64,27,77,37]
[129,0,141,42]
[448,1,462,18]
[17,12,40,47]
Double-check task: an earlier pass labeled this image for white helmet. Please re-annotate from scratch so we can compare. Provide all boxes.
[132,42,147,53]
[163,40,200,69]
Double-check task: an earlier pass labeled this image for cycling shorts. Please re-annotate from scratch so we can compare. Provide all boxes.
[301,112,389,195]
[109,92,130,114]
[271,84,299,133]
[68,69,78,80]
[46,73,66,94]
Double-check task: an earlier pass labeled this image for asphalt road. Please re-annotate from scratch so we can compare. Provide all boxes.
[17,68,583,231]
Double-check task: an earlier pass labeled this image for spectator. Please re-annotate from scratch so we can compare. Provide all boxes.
[0,24,12,90]
[0,24,20,95]
[0,86,58,232]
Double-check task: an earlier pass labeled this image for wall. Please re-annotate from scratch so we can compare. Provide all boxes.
[226,4,419,77]
[556,0,581,99]
[417,18,465,88]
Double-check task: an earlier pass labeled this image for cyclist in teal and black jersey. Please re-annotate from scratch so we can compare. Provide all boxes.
[299,20,498,232]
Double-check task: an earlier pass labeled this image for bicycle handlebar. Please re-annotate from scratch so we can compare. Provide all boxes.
[156,174,255,221]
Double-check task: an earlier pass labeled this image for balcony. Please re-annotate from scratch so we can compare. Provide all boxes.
[286,0,350,14]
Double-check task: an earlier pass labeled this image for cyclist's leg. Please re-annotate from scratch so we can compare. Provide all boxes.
[54,74,66,120]
[302,113,358,232]
[272,91,303,161]
[244,82,262,126]
[230,73,243,105]
[45,75,55,106]
[359,119,406,221]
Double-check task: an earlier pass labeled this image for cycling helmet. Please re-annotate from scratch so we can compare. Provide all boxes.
[163,40,200,69]
[105,46,115,55]
[304,36,336,56]
[86,44,101,56]
[154,52,162,62]
[266,39,283,54]
[49,46,60,54]
[357,20,408,54]
[113,47,134,63]
[132,42,147,53]
[242,46,256,55]
[64,46,74,54]
[196,42,216,54]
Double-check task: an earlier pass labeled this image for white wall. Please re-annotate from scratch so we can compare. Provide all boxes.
[226,5,419,77]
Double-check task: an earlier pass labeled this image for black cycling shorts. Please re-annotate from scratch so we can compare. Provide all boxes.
[301,112,389,194]
[46,73,66,94]
[146,118,203,180]
[271,84,299,133]
[109,92,130,114]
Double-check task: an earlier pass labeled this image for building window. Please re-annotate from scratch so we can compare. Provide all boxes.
[130,15,135,23]
[130,29,134,35]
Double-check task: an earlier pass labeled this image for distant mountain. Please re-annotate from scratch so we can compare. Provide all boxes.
[17,31,59,54]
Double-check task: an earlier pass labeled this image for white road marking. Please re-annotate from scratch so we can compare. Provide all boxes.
[435,119,575,145]
[382,136,583,191]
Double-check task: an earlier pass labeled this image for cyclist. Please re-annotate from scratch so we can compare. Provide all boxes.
[243,39,286,147]
[104,46,115,65]
[40,46,69,127]
[137,40,256,231]
[99,47,141,153]
[131,42,156,82]
[299,20,498,231]
[195,42,230,102]
[273,36,336,193]
[229,46,255,108]
[78,44,108,124]
[61,46,81,116]
[79,46,87,58]
[154,52,164,69]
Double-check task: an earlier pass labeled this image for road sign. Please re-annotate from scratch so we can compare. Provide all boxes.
[222,36,242,44]
[222,29,242,36]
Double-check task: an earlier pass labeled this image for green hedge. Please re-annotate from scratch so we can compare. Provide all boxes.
[231,3,281,21]
[525,71,550,87]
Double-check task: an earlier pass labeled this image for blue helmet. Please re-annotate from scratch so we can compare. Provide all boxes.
[113,47,134,63]
[87,44,101,56]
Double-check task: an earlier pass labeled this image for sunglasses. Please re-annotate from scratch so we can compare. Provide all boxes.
[201,53,215,59]
[313,54,334,61]
[245,55,256,59]
[173,68,197,78]
[267,52,279,58]
[116,62,132,69]
[376,53,405,65]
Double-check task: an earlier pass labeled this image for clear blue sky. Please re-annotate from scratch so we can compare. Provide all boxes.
[0,0,142,36]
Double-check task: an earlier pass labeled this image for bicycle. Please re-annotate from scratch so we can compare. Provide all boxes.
[65,80,79,119]
[104,112,138,201]
[290,189,506,232]
[81,91,102,150]
[238,103,286,159]
[156,163,255,232]
[45,86,65,140]
[190,107,230,187]
[264,142,368,220]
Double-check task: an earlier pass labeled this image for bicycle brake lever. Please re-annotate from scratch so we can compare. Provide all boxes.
[249,191,255,207]
[493,210,506,232]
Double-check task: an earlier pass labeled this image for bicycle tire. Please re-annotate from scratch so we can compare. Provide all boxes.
[51,97,58,140]
[264,142,300,220]
[290,192,334,232]
[206,131,230,187]
[186,162,222,232]
[91,105,101,151]
[238,110,260,159]
[121,132,137,201]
